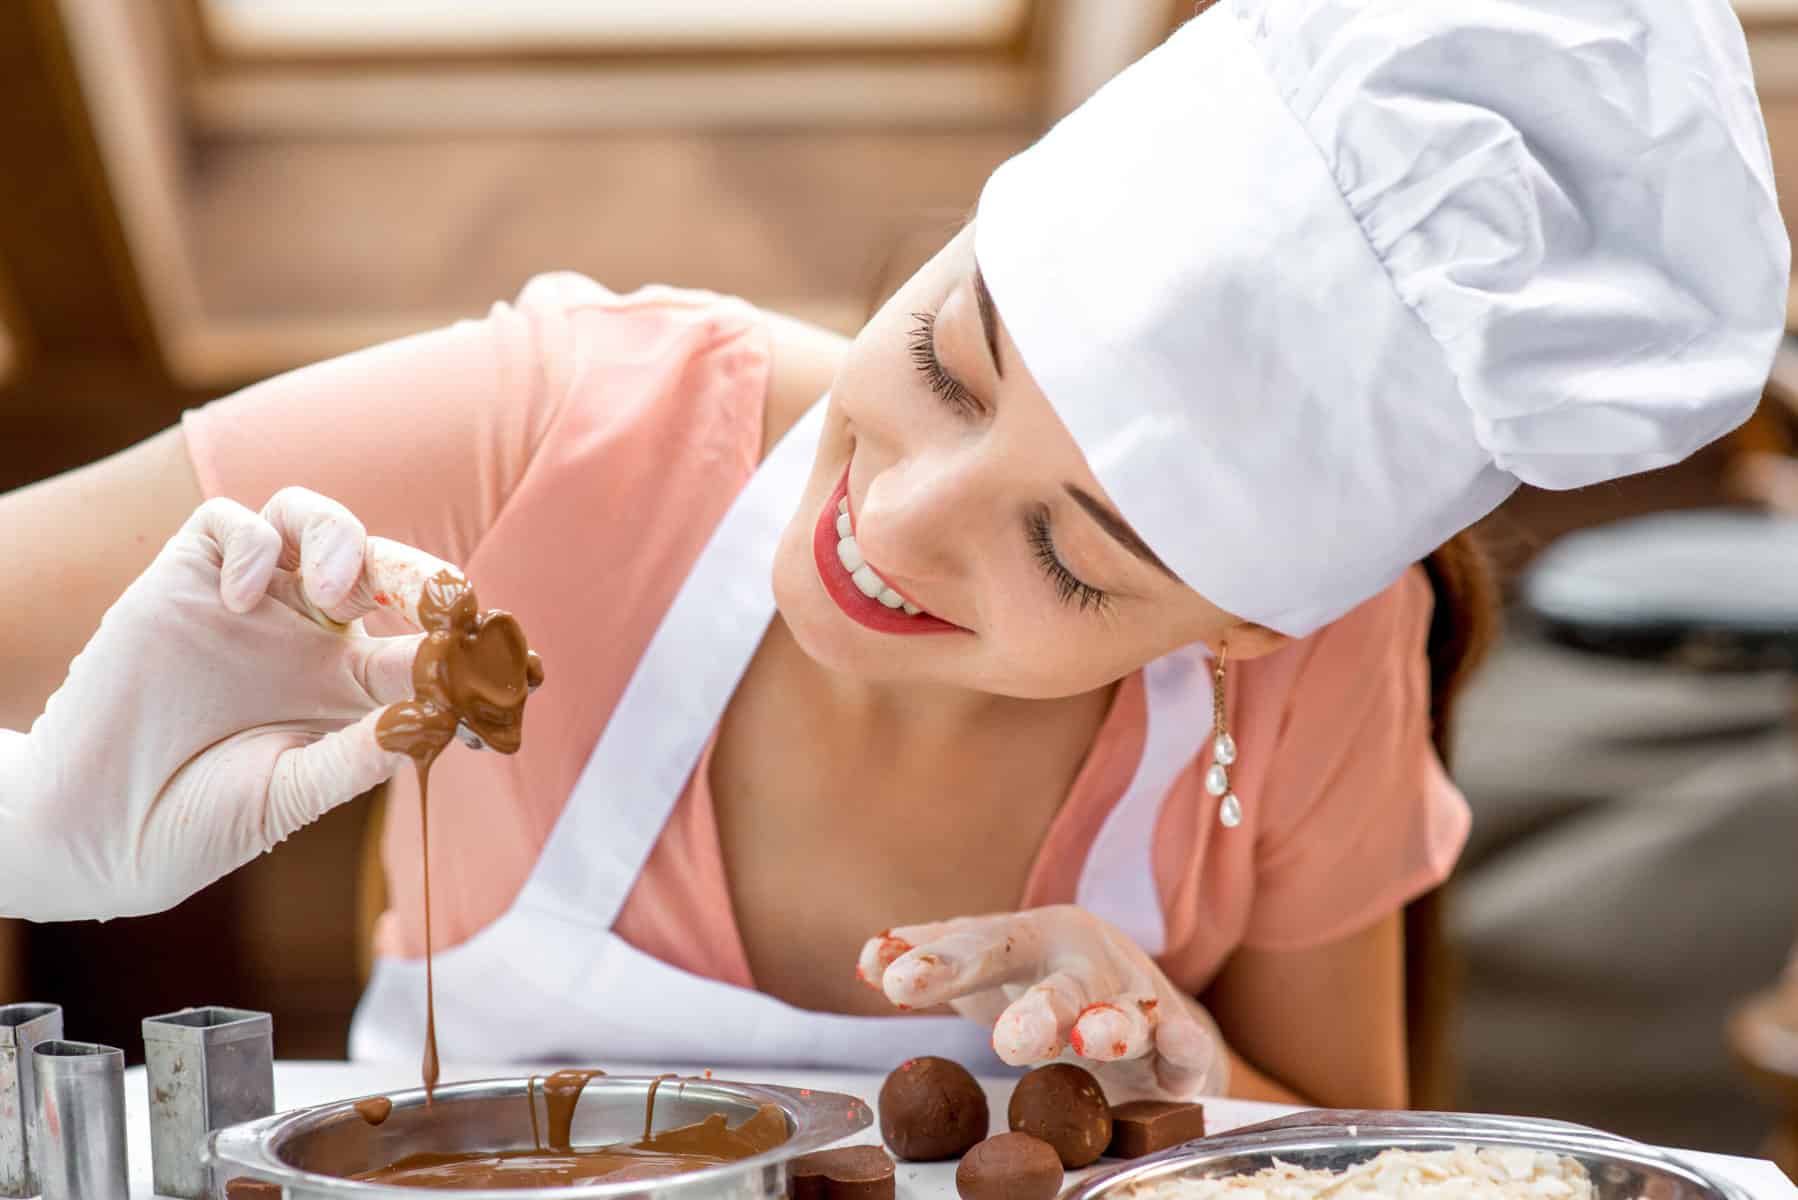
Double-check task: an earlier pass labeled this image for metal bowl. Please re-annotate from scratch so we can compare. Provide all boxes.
[205,1075,872,1200]
[1064,1111,1751,1200]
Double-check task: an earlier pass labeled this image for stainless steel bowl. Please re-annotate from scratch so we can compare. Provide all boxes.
[205,1075,872,1200]
[1064,1111,1751,1200]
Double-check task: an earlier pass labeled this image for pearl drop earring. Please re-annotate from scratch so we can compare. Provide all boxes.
[1205,642,1241,828]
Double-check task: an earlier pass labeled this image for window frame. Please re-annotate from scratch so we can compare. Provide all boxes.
[176,0,1044,70]
[166,0,1080,136]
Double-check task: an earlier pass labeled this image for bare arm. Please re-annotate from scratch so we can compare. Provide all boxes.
[1207,913,1410,1107]
[0,426,203,732]
[2,290,846,738]
[759,310,850,460]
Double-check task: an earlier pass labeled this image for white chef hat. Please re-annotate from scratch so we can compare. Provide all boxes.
[976,0,1789,637]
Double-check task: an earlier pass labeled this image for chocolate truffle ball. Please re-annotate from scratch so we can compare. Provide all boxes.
[1006,1063,1112,1168]
[956,1133,1064,1200]
[878,1056,989,1161]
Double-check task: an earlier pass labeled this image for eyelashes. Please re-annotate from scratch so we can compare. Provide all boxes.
[906,308,1109,615]
[908,312,983,419]
[1028,508,1112,614]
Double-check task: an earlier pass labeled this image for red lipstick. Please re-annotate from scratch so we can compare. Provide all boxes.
[813,470,961,636]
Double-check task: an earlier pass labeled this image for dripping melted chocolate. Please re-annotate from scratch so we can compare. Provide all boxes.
[355,1097,394,1127]
[535,1070,608,1154]
[375,570,544,1102]
[642,1074,677,1142]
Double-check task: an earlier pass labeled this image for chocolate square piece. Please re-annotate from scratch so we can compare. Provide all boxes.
[1105,1100,1207,1158]
[790,1144,896,1200]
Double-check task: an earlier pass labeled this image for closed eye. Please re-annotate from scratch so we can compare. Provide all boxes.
[1028,507,1111,614]
[908,311,984,419]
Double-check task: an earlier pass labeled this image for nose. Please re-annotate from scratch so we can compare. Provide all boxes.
[855,449,991,587]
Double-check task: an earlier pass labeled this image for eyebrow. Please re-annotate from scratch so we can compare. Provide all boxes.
[1065,485,1178,578]
[973,267,1005,379]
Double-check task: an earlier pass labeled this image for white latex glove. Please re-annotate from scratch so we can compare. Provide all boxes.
[857,905,1231,1101]
[0,487,465,922]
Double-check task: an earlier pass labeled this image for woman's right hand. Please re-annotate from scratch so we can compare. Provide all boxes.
[0,488,463,922]
[858,905,1231,1102]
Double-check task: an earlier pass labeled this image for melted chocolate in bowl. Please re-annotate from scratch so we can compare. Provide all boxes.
[348,1073,790,1190]
[352,1148,727,1189]
[374,570,544,1102]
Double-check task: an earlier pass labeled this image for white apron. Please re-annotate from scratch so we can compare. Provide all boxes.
[349,399,1216,1071]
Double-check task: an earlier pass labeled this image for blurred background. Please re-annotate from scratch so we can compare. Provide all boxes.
[2,0,1797,1174]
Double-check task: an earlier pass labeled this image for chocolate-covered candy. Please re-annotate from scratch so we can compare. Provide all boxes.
[956,1133,1063,1200]
[790,1145,895,1200]
[1006,1063,1111,1169]
[224,1180,282,1200]
[1106,1100,1207,1158]
[878,1056,989,1161]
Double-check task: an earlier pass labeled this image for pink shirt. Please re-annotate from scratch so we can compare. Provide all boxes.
[183,273,1469,999]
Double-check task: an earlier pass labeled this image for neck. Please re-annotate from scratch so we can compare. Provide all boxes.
[765,619,1116,757]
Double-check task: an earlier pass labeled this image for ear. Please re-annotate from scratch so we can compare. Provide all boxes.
[1216,621,1291,660]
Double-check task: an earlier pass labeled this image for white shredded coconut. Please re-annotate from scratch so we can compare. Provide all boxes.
[1127,1146,1600,1200]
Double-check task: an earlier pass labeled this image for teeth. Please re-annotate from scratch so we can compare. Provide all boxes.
[834,501,926,619]
[837,537,865,573]
[851,564,885,598]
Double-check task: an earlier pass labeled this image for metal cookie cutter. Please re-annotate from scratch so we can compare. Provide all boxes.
[0,1003,63,1198]
[33,1041,127,1200]
[143,1008,275,1200]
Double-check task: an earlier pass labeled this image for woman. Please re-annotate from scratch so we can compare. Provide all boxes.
[1,0,1786,1108]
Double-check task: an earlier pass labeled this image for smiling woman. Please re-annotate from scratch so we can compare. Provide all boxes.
[0,0,1786,1120]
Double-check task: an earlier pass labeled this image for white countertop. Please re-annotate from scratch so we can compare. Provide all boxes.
[113,1061,1796,1199]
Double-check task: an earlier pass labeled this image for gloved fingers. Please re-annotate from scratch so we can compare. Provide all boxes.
[186,498,284,614]
[1149,1004,1227,1098]
[948,988,1013,1027]
[262,710,408,846]
[856,929,915,993]
[877,916,1047,1010]
[855,920,960,994]
[343,536,470,631]
[347,632,427,706]
[1069,991,1157,1063]
[992,970,1093,1065]
[263,569,342,632]
[260,488,369,621]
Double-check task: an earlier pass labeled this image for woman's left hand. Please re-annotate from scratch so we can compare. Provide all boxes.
[856,904,1230,1101]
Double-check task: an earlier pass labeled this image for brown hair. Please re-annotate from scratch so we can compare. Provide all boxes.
[1417,530,1500,765]
[1406,528,1498,1107]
